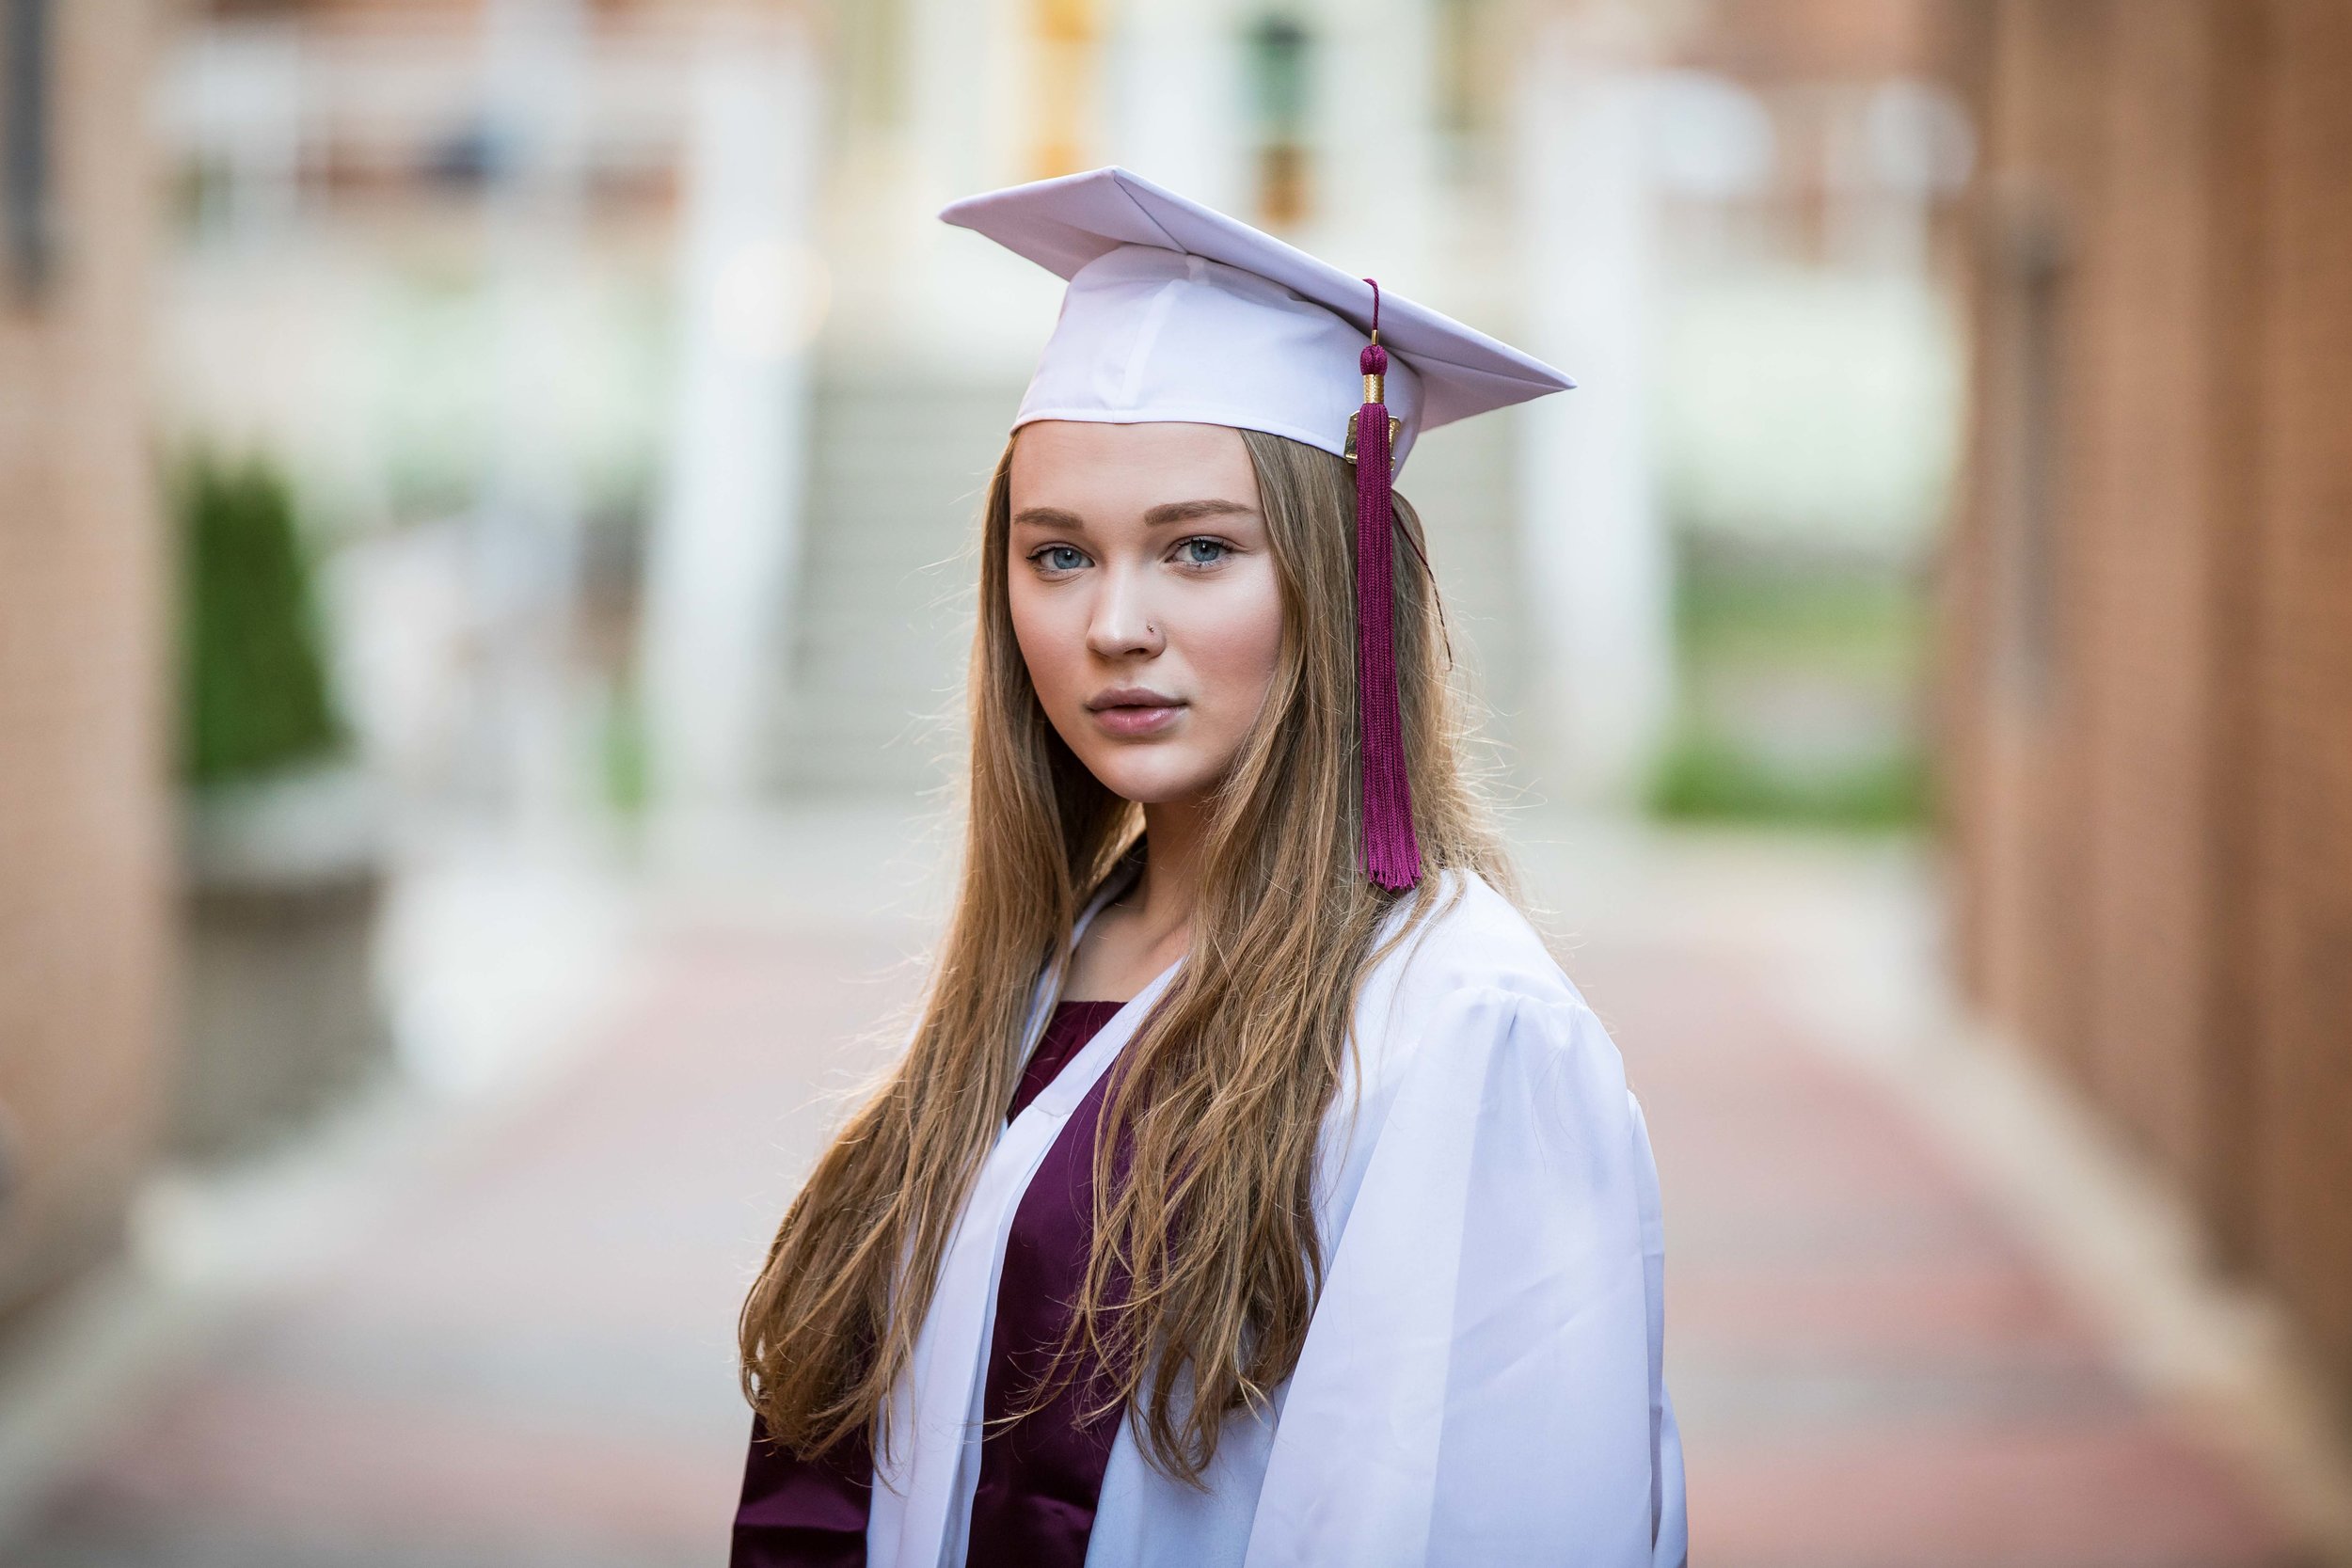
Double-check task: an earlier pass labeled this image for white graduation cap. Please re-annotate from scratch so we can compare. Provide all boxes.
[937,166,1572,472]
[937,166,1574,893]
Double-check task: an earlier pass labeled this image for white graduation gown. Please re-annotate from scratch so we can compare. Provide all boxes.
[866,862,1689,1568]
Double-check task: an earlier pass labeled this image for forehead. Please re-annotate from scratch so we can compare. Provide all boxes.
[1009,420,1260,515]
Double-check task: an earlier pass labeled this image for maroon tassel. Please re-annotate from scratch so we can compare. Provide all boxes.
[1351,281,1421,891]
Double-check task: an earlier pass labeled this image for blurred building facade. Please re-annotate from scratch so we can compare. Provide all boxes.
[0,0,1978,1331]
[771,0,1597,800]
[148,0,1975,829]
[0,1,174,1323]
[777,0,1974,814]
[1941,0,2352,1418]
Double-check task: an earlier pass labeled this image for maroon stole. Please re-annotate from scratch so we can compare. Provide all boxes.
[731,998,1133,1568]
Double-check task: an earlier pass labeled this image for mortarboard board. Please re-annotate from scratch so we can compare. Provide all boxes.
[938,166,1574,892]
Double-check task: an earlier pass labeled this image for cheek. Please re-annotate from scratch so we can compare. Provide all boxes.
[1188,572,1285,713]
[1008,581,1079,706]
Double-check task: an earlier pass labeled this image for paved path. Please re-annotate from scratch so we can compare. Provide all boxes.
[2,815,2328,1566]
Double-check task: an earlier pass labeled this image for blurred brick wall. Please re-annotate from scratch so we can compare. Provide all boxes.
[2247,0,2352,1399]
[1941,0,2352,1408]
[0,0,172,1321]
[1677,0,1946,79]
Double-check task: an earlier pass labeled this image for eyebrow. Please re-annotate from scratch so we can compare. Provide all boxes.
[1011,499,1258,531]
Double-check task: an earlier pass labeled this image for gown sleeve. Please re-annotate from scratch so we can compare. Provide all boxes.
[1241,985,1689,1568]
[1629,1088,1691,1566]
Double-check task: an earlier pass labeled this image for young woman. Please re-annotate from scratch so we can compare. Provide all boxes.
[732,168,1686,1568]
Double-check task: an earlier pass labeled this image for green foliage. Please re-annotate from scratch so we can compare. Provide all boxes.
[1675,564,1925,678]
[1648,553,1931,833]
[599,672,652,819]
[177,450,347,787]
[1649,729,1930,832]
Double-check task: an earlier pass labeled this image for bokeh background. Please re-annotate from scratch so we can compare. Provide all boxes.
[4,1,2351,1564]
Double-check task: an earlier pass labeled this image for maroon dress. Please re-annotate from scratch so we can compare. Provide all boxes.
[731,997,1133,1568]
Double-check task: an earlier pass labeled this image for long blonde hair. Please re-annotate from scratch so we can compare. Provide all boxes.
[739,426,1522,1481]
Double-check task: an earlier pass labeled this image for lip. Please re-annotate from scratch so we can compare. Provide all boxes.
[1086,685,1185,738]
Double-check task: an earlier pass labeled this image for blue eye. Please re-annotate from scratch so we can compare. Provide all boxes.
[1033,546,1088,573]
[1177,537,1231,566]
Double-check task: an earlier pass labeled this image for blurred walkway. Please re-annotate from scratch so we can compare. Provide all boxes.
[0,809,2334,1567]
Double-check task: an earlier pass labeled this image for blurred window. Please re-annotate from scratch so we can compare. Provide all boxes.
[1246,10,1311,228]
[1028,0,1101,181]
[5,0,54,297]
[1994,192,2068,709]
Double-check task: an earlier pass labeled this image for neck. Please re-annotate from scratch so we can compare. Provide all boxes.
[1128,796,1212,937]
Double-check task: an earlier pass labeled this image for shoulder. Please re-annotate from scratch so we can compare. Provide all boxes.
[1323,868,1645,1222]
[1349,867,1614,1088]
[1373,866,1589,1020]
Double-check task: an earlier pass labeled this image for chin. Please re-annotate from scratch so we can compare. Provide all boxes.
[1075,751,1219,806]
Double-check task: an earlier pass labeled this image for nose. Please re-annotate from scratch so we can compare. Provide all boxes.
[1085,559,1164,661]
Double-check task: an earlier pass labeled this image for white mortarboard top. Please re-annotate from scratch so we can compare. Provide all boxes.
[938,166,1575,891]
[937,166,1572,471]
